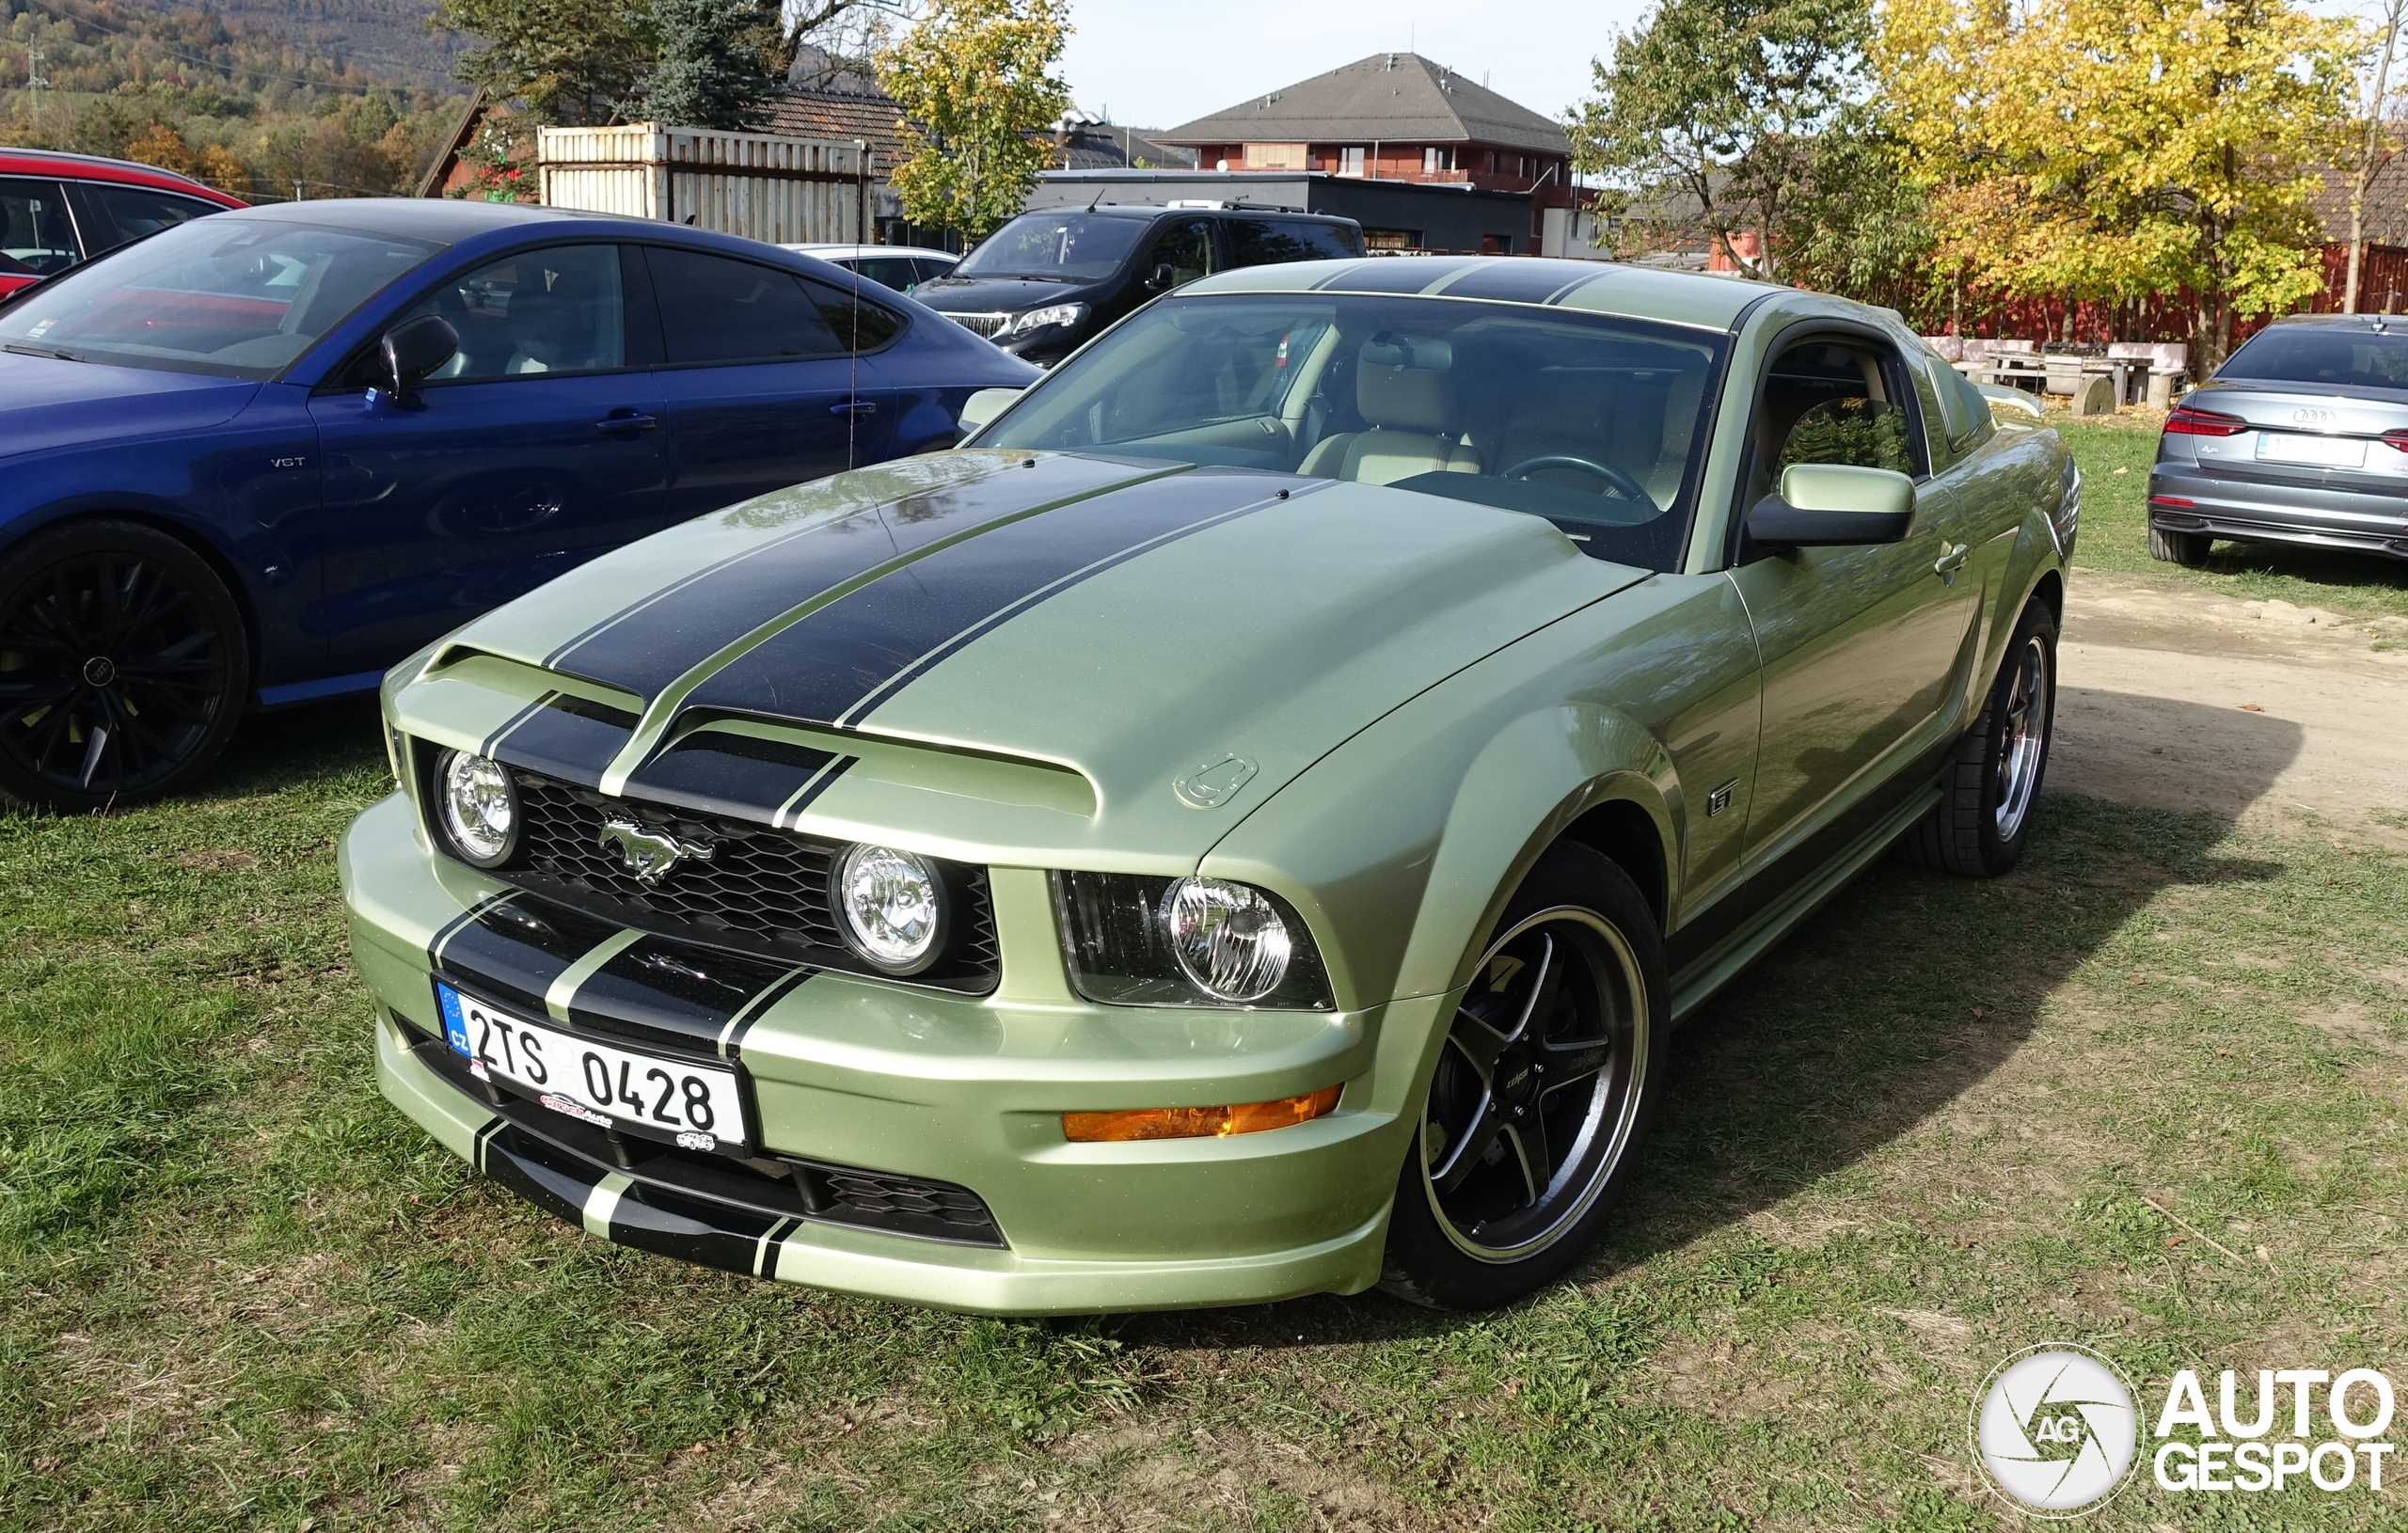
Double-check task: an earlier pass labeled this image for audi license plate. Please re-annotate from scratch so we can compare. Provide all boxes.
[2257,433,2366,468]
[436,983,750,1153]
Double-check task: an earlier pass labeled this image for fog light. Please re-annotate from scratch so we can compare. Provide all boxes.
[436,749,518,867]
[835,843,946,973]
[1061,1083,1343,1142]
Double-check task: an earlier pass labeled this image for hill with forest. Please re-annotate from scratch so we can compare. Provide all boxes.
[0,0,467,199]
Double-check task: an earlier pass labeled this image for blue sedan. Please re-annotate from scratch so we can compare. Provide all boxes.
[0,198,1038,809]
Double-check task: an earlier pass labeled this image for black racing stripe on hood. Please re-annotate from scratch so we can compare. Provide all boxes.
[678,470,1310,729]
[621,729,836,823]
[565,936,802,1056]
[545,454,1159,701]
[489,694,641,789]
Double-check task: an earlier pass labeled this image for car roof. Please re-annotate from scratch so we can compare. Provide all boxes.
[0,148,247,206]
[2260,313,2404,330]
[1044,204,1354,224]
[182,196,635,242]
[784,244,958,260]
[1181,254,1781,332]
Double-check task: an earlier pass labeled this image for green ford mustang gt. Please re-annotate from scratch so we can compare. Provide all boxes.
[341,255,2077,1313]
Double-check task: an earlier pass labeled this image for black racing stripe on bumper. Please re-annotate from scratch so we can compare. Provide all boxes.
[434,895,625,1014]
[621,729,836,823]
[481,1126,603,1226]
[489,694,641,789]
[603,1182,789,1276]
[566,935,804,1054]
[546,455,1163,700]
[721,966,812,1058]
[681,470,1307,727]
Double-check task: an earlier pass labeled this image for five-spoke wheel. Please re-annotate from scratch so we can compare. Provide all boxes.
[1384,841,1665,1309]
[1901,596,2057,877]
[0,520,249,810]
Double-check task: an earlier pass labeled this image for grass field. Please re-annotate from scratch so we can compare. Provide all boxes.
[4,429,2406,1529]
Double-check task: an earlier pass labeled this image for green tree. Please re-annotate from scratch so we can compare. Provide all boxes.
[875,0,1071,242]
[436,0,650,125]
[1878,0,2358,366]
[636,0,781,128]
[1568,0,1867,282]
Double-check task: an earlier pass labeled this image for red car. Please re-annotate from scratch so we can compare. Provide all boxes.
[0,150,246,299]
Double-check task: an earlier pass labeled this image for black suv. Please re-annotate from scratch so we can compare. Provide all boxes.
[911,204,1364,365]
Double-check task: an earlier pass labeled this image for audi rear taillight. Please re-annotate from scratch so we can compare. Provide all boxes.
[2163,405,2248,437]
[2382,429,2408,454]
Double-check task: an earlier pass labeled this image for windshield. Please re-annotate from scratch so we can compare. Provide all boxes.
[954,213,1149,281]
[0,217,438,378]
[2219,325,2408,389]
[975,293,1727,572]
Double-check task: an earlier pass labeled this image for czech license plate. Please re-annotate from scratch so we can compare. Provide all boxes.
[2257,433,2366,468]
[436,983,750,1154]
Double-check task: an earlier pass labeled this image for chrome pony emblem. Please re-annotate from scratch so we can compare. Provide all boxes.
[599,817,715,885]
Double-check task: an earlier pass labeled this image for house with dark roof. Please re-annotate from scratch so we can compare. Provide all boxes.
[1157,53,1574,205]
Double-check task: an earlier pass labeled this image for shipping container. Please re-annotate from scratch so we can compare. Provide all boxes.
[537,123,870,245]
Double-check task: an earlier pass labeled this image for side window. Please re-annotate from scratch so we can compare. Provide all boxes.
[1275,219,1361,259]
[848,256,919,292]
[1225,219,1305,268]
[801,276,905,352]
[1751,337,1921,509]
[646,246,842,364]
[0,178,81,276]
[913,256,956,283]
[388,244,626,382]
[86,184,218,247]
[1143,218,1214,286]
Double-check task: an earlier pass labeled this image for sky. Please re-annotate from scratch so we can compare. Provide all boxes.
[1051,0,1654,134]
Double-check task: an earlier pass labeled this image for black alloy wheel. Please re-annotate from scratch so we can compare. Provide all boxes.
[0,519,250,810]
[1900,597,2058,877]
[1382,841,1667,1310]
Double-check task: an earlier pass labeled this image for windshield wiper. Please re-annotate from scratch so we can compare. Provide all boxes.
[3,341,86,363]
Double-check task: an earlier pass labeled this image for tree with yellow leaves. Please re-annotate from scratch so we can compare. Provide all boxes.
[1878,0,2358,368]
[876,0,1071,243]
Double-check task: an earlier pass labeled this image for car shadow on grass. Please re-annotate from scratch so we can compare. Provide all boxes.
[1104,699,2302,1351]
[197,697,387,802]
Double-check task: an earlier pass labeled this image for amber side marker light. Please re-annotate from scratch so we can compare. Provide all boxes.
[1063,1084,1343,1143]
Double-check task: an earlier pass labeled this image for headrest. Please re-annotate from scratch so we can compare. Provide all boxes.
[1356,332,1454,435]
[1659,369,1707,456]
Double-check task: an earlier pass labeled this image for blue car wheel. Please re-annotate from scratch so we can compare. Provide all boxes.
[0,519,250,810]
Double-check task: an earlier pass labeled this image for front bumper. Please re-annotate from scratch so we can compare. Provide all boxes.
[2148,465,2408,559]
[343,793,1430,1313]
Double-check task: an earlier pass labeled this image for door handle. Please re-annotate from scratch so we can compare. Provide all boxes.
[829,399,879,418]
[1933,542,1970,580]
[593,411,657,435]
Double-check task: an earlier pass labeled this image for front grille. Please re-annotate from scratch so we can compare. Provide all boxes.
[493,769,999,993]
[944,311,1012,339]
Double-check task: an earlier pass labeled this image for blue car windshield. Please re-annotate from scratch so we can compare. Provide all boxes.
[974,292,1728,572]
[0,217,438,379]
[953,213,1149,280]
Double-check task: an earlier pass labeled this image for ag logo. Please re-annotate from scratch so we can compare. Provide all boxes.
[1972,1344,2140,1517]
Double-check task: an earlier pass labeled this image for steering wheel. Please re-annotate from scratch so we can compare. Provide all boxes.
[1500,454,1649,503]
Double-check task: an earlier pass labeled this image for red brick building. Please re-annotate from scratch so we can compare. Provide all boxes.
[1156,53,1576,251]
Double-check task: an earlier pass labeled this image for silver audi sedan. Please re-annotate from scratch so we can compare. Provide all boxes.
[2147,315,2408,565]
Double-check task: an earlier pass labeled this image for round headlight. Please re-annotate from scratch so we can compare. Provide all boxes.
[835,843,946,974]
[436,750,519,867]
[1161,877,1292,1003]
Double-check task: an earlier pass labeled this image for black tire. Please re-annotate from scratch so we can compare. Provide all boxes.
[1381,840,1667,1311]
[0,519,250,811]
[2148,525,2211,566]
[1900,600,2056,877]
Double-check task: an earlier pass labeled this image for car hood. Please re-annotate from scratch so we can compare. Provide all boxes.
[911,276,1105,313]
[412,450,1647,865]
[0,351,261,460]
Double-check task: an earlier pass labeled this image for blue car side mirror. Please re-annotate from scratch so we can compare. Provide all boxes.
[379,314,459,406]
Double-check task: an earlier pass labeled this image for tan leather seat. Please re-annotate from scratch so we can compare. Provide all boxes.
[1298,344,1481,484]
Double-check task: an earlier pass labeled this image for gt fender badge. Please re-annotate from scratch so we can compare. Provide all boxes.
[1173,752,1259,810]
[599,817,715,885]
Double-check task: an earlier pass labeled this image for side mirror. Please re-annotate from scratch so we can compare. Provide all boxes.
[1747,464,1915,548]
[957,386,1024,439]
[1145,261,1178,292]
[378,314,459,405]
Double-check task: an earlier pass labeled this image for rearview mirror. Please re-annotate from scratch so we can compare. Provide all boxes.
[957,387,1024,439]
[1747,464,1915,548]
[378,314,458,406]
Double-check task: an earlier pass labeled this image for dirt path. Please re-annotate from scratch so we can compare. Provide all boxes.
[2052,570,2408,846]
